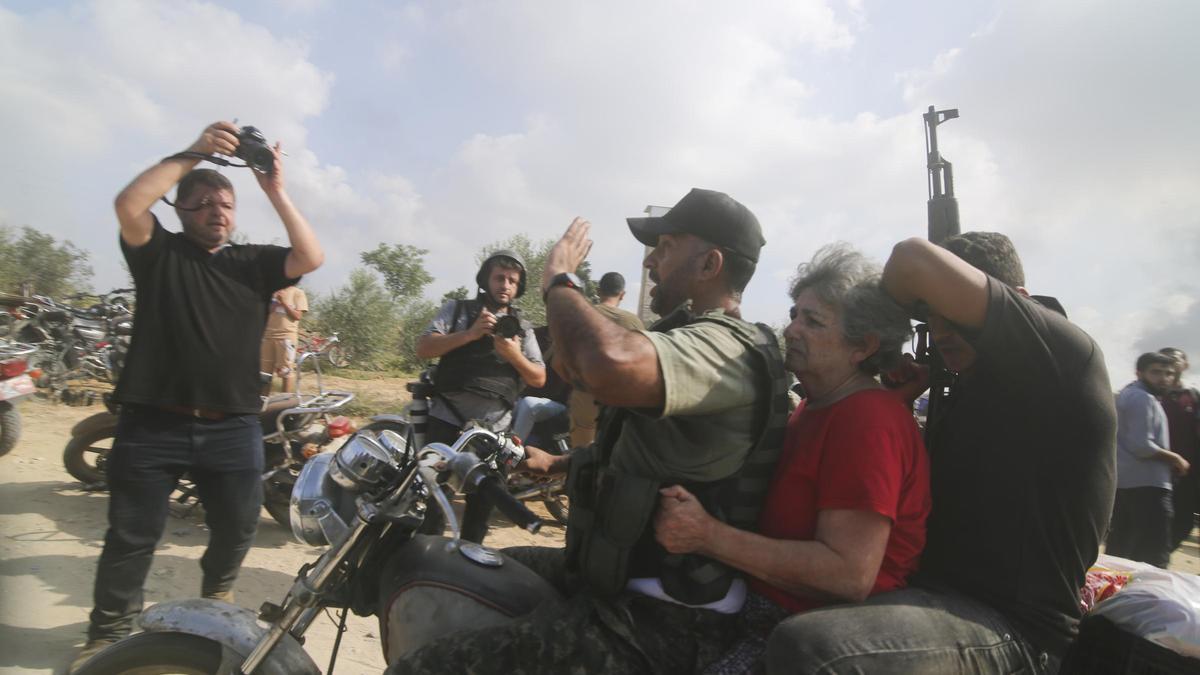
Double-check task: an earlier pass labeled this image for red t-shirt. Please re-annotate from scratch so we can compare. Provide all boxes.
[750,389,931,613]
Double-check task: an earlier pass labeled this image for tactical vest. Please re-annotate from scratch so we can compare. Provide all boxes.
[563,307,790,605]
[432,299,527,416]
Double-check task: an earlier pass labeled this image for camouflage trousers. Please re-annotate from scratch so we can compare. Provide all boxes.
[386,546,738,675]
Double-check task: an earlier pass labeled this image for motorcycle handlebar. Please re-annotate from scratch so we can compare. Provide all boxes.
[477,474,542,534]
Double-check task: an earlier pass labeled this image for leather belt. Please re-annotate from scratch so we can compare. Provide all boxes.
[157,404,230,421]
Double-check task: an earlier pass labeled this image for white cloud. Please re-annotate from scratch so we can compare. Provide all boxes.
[5,0,1199,389]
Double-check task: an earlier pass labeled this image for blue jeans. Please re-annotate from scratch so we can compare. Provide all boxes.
[511,396,568,442]
[87,406,264,641]
[766,586,1055,675]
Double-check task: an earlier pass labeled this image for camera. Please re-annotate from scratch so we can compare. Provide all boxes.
[493,314,523,339]
[235,126,275,175]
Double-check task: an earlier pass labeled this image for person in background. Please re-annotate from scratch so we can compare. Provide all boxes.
[1108,351,1190,567]
[261,284,307,393]
[1159,347,1200,551]
[414,249,545,542]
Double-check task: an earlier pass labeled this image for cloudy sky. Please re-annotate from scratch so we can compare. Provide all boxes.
[2,0,1198,385]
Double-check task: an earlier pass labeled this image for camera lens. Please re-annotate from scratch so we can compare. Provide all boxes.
[494,315,522,339]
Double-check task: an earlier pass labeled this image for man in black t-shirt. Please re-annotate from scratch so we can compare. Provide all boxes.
[767,232,1116,674]
[73,121,324,671]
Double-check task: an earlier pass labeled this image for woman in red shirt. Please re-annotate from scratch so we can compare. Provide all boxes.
[655,244,931,674]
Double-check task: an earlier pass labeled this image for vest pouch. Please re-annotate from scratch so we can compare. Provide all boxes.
[580,470,660,596]
[564,444,600,572]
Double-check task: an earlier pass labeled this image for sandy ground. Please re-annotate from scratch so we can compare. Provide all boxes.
[0,394,565,675]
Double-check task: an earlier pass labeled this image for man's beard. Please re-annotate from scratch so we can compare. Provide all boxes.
[1140,377,1168,396]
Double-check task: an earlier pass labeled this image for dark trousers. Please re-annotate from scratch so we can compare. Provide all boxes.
[388,546,736,675]
[87,406,264,641]
[1171,472,1198,550]
[766,586,1054,675]
[425,415,495,544]
[1107,486,1173,568]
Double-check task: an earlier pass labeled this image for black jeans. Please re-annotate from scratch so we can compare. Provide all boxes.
[87,406,264,641]
[1171,471,1198,550]
[1107,486,1173,568]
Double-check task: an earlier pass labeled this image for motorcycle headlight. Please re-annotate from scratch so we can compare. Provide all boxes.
[330,433,398,492]
[290,453,358,546]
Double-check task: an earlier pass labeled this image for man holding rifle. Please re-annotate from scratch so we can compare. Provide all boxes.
[767,231,1116,674]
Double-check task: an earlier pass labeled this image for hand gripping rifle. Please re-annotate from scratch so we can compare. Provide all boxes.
[917,105,960,439]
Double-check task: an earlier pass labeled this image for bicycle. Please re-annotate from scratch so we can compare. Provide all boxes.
[297,332,350,369]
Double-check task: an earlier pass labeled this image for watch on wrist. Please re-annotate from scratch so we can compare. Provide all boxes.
[543,272,584,302]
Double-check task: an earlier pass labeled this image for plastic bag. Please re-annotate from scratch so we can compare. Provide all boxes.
[1090,554,1200,658]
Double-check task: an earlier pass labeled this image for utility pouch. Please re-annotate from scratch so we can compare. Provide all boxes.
[564,443,600,572]
[580,470,660,596]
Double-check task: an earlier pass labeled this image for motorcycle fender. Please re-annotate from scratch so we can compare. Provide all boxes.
[139,599,320,675]
[69,411,118,438]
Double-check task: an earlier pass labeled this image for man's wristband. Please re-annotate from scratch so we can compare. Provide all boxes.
[543,272,584,303]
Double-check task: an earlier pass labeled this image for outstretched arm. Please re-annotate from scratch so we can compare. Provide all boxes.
[882,237,989,329]
[542,218,665,408]
[114,121,240,248]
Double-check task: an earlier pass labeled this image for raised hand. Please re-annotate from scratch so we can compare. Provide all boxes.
[542,217,594,295]
[187,121,240,157]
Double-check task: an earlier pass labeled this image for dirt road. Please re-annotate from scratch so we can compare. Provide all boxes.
[0,395,565,675]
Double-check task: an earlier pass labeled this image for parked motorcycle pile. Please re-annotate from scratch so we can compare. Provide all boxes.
[0,288,134,393]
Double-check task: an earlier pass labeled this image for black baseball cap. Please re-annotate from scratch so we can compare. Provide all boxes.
[627,188,765,262]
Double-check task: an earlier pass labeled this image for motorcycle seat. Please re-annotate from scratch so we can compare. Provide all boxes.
[261,393,302,434]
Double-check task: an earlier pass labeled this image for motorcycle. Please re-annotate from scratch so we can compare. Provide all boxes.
[0,340,37,457]
[74,426,555,674]
[62,351,356,527]
[359,370,572,526]
[18,290,133,388]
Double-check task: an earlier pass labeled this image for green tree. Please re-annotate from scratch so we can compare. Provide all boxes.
[476,235,596,326]
[361,243,434,301]
[393,299,439,371]
[0,225,93,297]
[310,269,399,368]
[441,286,470,303]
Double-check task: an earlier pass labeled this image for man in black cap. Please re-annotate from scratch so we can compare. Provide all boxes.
[386,188,789,674]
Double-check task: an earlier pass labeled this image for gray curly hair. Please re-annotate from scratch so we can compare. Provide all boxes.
[789,243,912,376]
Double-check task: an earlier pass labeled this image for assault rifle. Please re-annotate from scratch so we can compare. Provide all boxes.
[918,105,960,439]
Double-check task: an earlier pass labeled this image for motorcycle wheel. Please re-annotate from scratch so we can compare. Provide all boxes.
[72,631,223,675]
[0,401,19,457]
[63,424,116,484]
[543,493,569,526]
[326,344,351,369]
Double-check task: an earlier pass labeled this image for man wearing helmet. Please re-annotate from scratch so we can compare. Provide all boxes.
[415,249,546,542]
